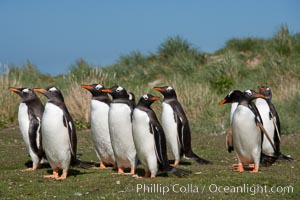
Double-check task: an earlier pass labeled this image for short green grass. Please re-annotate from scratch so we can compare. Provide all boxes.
[0,128,298,199]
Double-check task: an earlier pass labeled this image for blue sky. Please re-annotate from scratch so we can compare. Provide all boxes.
[0,1,299,75]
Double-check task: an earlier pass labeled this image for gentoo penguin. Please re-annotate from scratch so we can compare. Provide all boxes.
[256,86,292,161]
[101,86,137,175]
[220,90,265,172]
[34,86,77,180]
[153,86,210,166]
[81,84,116,169]
[9,87,45,171]
[219,90,243,153]
[132,94,191,178]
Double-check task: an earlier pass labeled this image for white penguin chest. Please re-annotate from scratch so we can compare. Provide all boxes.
[161,102,180,160]
[256,98,276,155]
[109,103,132,132]
[230,102,238,124]
[232,105,261,156]
[109,103,133,146]
[232,106,257,134]
[18,103,30,146]
[108,103,136,166]
[256,99,273,127]
[132,109,156,165]
[132,109,151,137]
[90,100,110,133]
[42,103,70,153]
[132,109,154,147]
[161,102,177,133]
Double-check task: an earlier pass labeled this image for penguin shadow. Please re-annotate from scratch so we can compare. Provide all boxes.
[135,168,146,177]
[134,168,169,178]
[25,160,51,169]
[168,160,192,166]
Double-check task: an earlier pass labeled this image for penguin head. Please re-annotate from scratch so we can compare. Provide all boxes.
[153,86,177,99]
[9,87,38,102]
[101,85,129,100]
[258,86,272,100]
[244,89,266,101]
[219,90,244,105]
[34,86,65,102]
[81,84,107,97]
[137,94,160,108]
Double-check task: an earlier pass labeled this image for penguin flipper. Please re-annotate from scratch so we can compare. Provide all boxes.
[269,103,281,133]
[172,105,211,164]
[173,111,188,156]
[150,123,169,168]
[277,152,293,161]
[28,116,41,156]
[226,126,234,153]
[63,114,77,165]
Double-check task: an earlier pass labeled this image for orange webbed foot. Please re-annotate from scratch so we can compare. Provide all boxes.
[170,160,180,167]
[233,163,244,172]
[44,168,59,179]
[250,165,259,173]
[99,162,106,169]
[92,162,107,170]
[117,168,124,175]
[55,171,67,180]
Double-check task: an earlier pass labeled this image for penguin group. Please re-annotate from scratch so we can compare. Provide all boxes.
[9,85,210,179]
[219,86,292,173]
[9,84,292,179]
[10,86,79,179]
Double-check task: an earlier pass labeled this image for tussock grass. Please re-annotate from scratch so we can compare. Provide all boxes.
[1,26,300,133]
[0,66,22,127]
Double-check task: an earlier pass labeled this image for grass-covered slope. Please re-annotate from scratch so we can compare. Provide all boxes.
[1,26,300,134]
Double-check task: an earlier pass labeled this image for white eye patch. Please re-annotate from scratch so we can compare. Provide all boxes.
[116,86,123,92]
[95,84,103,90]
[49,87,57,92]
[166,86,173,91]
[245,90,252,95]
[22,88,29,93]
[143,94,149,100]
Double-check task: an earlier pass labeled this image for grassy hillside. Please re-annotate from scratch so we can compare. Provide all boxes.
[1,25,300,134]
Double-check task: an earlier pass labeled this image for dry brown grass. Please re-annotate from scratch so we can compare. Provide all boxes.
[0,67,23,125]
[64,69,115,124]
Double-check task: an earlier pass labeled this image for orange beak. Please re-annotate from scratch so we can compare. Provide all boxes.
[33,88,47,93]
[255,93,265,99]
[150,97,160,101]
[81,85,93,89]
[258,87,264,91]
[153,87,164,92]
[101,89,112,93]
[219,99,227,105]
[9,87,21,93]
